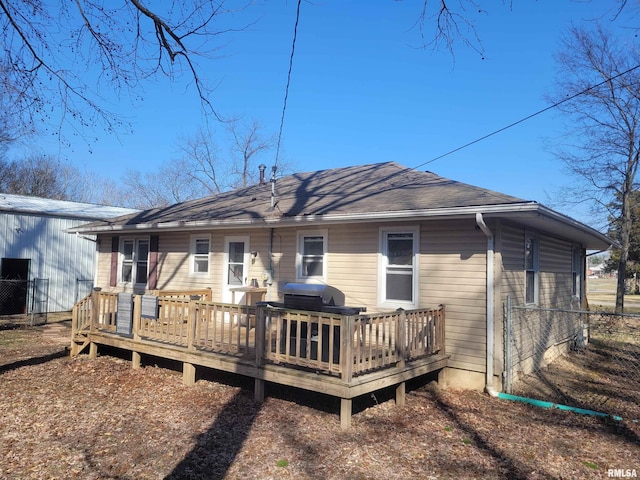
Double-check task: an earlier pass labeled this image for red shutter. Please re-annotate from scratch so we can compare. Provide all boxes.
[110,236,119,287]
[148,235,159,290]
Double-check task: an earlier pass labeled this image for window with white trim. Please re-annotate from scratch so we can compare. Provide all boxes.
[297,231,327,279]
[525,233,539,304]
[120,237,149,286]
[380,227,418,308]
[190,235,210,276]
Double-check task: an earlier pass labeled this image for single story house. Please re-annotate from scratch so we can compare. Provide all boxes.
[0,194,137,314]
[71,161,613,391]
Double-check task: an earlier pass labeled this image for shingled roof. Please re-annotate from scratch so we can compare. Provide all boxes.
[71,162,612,250]
[76,162,525,226]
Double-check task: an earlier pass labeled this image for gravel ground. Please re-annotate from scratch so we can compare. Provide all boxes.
[0,322,638,479]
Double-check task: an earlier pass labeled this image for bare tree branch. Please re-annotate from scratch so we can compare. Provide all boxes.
[0,0,246,142]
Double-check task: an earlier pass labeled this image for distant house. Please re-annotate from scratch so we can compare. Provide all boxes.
[0,194,137,314]
[71,162,613,390]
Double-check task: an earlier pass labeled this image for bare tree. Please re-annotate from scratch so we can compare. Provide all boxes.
[550,24,640,313]
[0,155,84,200]
[119,161,207,209]
[0,1,245,141]
[121,121,277,208]
[229,120,275,188]
[176,127,226,195]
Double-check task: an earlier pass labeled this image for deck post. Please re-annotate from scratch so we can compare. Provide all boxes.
[183,362,196,386]
[132,351,141,369]
[89,342,98,359]
[395,309,406,368]
[340,398,352,430]
[132,295,141,340]
[440,305,446,354]
[395,309,407,407]
[339,315,354,430]
[187,297,197,351]
[341,315,354,383]
[254,305,266,402]
[90,291,100,333]
[396,381,406,407]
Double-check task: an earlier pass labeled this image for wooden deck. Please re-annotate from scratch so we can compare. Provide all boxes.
[71,291,448,429]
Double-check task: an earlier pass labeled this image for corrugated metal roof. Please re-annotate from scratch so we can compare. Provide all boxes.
[0,193,138,220]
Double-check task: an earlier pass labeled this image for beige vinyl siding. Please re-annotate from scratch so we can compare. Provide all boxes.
[500,224,525,306]
[267,228,296,297]
[154,232,196,292]
[499,223,575,309]
[326,223,379,308]
[538,235,573,308]
[154,228,290,302]
[271,223,388,308]
[96,235,114,288]
[421,219,487,373]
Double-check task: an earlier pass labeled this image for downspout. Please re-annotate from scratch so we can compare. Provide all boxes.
[475,213,499,397]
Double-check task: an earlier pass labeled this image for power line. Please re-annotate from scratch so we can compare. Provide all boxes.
[274,0,302,168]
[414,63,640,170]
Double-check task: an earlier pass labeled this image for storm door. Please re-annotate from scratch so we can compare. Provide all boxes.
[222,236,250,304]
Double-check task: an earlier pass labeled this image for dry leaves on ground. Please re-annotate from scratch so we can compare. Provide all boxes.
[0,323,638,479]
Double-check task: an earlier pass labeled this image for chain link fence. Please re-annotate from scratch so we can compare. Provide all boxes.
[505,298,640,421]
[0,278,49,326]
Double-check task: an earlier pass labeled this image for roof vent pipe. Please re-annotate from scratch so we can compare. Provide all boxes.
[270,166,277,208]
[258,164,267,185]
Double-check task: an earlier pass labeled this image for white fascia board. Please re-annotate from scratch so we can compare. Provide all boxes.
[68,201,613,250]
[68,203,538,234]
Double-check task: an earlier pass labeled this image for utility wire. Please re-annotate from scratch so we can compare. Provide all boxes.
[413,62,640,171]
[274,0,302,168]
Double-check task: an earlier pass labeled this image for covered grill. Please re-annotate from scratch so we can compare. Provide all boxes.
[275,282,364,315]
[259,283,365,364]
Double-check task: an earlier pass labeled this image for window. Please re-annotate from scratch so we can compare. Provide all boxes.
[190,236,210,276]
[525,234,539,304]
[380,228,418,307]
[297,231,327,279]
[121,238,149,286]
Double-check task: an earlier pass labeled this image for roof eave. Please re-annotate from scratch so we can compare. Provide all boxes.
[69,202,614,250]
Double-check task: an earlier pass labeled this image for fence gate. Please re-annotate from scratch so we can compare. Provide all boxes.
[0,278,49,326]
[29,278,49,325]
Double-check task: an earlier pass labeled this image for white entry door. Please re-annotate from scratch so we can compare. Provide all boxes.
[222,236,250,304]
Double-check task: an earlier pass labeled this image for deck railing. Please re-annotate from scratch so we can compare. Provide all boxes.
[153,288,212,301]
[258,305,445,379]
[262,308,344,375]
[72,290,119,336]
[72,292,445,379]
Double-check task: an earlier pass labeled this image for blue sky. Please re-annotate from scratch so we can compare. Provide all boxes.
[33,1,638,225]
